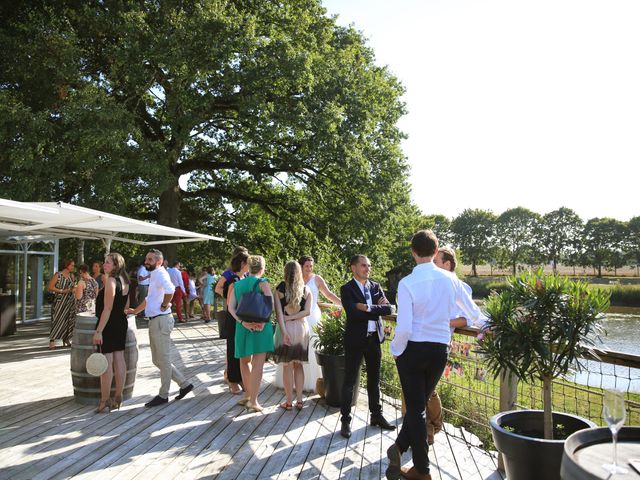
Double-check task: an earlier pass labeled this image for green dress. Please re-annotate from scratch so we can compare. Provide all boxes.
[234,276,275,358]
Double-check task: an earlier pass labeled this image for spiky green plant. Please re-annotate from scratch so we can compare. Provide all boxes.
[478,269,609,439]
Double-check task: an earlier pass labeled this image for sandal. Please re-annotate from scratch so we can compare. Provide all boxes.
[237,397,250,406]
[95,398,111,414]
[279,402,293,411]
[246,403,264,413]
[49,342,56,350]
[295,401,303,411]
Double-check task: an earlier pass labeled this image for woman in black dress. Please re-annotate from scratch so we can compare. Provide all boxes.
[223,251,249,395]
[93,252,130,413]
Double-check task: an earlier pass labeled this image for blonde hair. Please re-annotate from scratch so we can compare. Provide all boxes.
[284,261,305,310]
[105,252,130,285]
[247,255,265,275]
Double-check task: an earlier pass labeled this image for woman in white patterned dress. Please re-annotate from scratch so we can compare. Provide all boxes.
[274,255,342,392]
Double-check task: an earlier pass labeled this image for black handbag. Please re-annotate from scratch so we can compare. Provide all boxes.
[45,291,55,304]
[236,280,273,323]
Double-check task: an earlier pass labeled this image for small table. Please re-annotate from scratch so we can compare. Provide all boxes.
[562,427,640,479]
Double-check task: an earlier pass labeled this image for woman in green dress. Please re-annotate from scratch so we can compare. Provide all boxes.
[228,255,275,412]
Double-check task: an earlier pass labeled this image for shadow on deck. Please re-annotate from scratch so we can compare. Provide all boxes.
[0,319,504,479]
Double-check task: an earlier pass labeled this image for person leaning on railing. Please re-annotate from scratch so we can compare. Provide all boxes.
[386,230,487,480]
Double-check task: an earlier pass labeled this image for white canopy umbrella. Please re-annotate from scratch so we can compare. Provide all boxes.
[0,199,223,247]
[0,198,223,323]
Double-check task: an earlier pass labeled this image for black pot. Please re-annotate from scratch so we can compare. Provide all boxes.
[491,410,597,480]
[315,351,359,408]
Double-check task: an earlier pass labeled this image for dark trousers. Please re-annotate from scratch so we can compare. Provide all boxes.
[341,335,382,423]
[396,341,448,475]
[225,312,242,384]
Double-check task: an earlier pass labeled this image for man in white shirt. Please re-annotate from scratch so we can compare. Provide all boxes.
[386,230,486,480]
[137,262,151,312]
[127,249,193,408]
[167,261,186,322]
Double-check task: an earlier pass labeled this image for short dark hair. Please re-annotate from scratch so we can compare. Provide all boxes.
[78,264,89,274]
[350,254,368,266]
[230,251,249,272]
[298,255,314,267]
[411,230,438,258]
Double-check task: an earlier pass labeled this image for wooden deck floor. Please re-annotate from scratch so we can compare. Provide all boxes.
[0,318,504,479]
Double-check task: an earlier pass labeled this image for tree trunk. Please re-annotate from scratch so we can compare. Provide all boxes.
[552,258,557,273]
[597,264,602,278]
[512,260,517,276]
[543,375,553,440]
[156,181,181,265]
[77,239,84,265]
[472,260,477,277]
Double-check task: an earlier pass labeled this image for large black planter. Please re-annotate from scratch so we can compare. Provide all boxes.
[315,351,359,408]
[491,410,596,480]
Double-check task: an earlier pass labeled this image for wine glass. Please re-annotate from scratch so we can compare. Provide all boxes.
[602,389,628,475]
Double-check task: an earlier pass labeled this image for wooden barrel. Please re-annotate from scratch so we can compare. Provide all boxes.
[70,312,139,405]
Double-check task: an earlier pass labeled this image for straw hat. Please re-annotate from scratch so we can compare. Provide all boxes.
[86,351,108,376]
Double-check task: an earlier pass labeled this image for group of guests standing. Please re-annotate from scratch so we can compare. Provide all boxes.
[215,247,341,412]
[48,259,103,349]
[47,229,483,480]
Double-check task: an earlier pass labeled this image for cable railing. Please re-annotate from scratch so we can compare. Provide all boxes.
[378,315,640,450]
[318,301,640,451]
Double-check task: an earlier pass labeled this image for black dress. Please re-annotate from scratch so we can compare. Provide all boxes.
[95,278,128,353]
[224,273,242,384]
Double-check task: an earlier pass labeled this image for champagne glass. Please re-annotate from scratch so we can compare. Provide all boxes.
[602,389,628,475]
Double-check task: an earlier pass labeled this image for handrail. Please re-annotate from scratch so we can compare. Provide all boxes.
[319,301,640,369]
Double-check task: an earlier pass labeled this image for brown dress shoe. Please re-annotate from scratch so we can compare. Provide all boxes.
[400,466,432,480]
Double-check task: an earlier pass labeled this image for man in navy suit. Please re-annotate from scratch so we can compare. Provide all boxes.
[339,254,396,438]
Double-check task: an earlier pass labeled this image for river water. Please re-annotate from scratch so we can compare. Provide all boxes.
[569,306,640,393]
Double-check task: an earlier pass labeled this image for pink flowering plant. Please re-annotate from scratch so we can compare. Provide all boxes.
[313,307,346,356]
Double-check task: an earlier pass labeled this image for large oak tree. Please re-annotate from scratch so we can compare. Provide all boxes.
[1,0,410,264]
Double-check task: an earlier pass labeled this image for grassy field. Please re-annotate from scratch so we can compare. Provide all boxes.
[461,263,640,278]
[464,276,640,307]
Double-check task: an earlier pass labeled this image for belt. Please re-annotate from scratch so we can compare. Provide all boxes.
[149,313,171,319]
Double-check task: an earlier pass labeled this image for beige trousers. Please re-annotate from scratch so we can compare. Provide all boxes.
[148,314,187,398]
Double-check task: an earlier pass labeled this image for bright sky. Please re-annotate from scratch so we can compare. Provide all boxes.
[322,0,640,222]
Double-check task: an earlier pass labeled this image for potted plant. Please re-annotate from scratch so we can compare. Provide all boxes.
[478,269,609,480]
[314,306,359,408]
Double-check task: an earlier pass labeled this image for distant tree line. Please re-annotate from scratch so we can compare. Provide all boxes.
[428,207,640,277]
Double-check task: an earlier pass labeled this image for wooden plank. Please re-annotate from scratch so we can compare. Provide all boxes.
[249,393,318,479]
[297,402,342,480]
[219,390,296,479]
[124,392,252,480]
[274,396,329,480]
[339,399,368,479]
[189,385,282,479]
[313,398,352,480]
